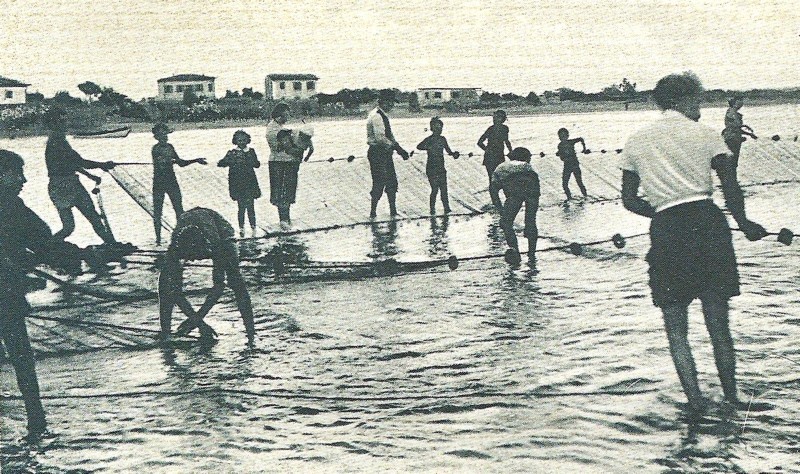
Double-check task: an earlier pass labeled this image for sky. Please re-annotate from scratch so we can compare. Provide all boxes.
[1,0,799,100]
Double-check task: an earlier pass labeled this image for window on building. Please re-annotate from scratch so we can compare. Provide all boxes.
[5,91,13,99]
[293,82,302,91]
[279,82,286,90]
[196,84,204,92]
[306,81,315,91]
[424,92,430,99]
[433,92,442,99]
[176,85,184,93]
[451,91,460,98]
[208,83,214,92]
[164,85,173,93]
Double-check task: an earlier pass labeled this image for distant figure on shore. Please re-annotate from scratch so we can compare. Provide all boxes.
[556,127,588,200]
[477,109,512,209]
[490,147,540,262]
[1,149,84,441]
[218,130,261,238]
[722,92,758,178]
[43,108,116,243]
[150,123,207,245]
[266,104,312,227]
[417,117,459,215]
[621,72,767,417]
[366,90,410,218]
[158,207,255,344]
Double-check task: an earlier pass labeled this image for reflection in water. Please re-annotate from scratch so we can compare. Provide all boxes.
[426,216,450,258]
[369,220,398,259]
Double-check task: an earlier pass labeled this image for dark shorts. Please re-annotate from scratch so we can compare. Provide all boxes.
[427,171,447,188]
[153,174,181,196]
[368,145,398,197]
[48,175,92,210]
[269,161,300,207]
[647,200,739,308]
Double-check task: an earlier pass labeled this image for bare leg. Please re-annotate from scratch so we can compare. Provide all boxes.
[662,304,705,411]
[54,207,76,240]
[700,291,738,403]
[153,188,165,244]
[237,201,246,230]
[429,185,438,214]
[3,298,46,434]
[441,181,451,213]
[562,167,573,200]
[500,196,523,250]
[75,190,115,243]
[166,185,184,219]
[246,200,256,228]
[388,192,398,216]
[574,168,588,197]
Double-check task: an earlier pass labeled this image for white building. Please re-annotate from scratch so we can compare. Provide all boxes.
[417,87,482,106]
[265,74,319,100]
[0,76,29,105]
[156,74,216,101]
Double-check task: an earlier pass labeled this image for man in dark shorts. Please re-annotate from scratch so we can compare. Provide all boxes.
[366,90,410,218]
[43,108,116,243]
[158,207,255,344]
[1,149,83,440]
[621,72,767,415]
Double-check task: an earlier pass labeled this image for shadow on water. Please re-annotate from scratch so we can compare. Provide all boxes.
[369,220,398,259]
[426,215,450,258]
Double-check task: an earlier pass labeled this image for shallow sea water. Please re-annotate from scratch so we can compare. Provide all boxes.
[1,106,799,473]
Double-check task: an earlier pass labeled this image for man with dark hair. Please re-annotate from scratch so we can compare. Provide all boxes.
[366,90,410,218]
[158,207,255,344]
[1,149,82,440]
[620,72,767,415]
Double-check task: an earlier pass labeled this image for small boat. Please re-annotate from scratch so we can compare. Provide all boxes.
[73,126,132,139]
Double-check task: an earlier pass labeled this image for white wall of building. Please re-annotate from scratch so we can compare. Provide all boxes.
[418,88,481,106]
[0,86,27,105]
[157,81,216,101]
[266,79,317,100]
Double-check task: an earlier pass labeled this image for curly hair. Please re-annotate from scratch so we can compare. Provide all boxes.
[652,72,703,111]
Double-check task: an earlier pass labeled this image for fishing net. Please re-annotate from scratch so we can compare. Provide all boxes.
[108,138,800,236]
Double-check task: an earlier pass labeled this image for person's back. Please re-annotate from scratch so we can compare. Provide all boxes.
[491,148,540,260]
[624,111,721,213]
[492,160,539,199]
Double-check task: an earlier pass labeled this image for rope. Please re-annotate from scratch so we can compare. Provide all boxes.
[0,386,658,402]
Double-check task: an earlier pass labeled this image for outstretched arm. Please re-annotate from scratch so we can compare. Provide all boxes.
[303,141,314,162]
[712,153,767,240]
[621,170,655,218]
[575,137,587,152]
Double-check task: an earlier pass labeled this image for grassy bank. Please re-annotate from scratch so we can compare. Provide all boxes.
[3,97,797,140]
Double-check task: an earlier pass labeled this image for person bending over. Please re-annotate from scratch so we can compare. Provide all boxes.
[158,207,255,344]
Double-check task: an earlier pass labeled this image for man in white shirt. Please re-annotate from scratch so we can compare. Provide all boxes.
[620,72,767,416]
[366,90,409,218]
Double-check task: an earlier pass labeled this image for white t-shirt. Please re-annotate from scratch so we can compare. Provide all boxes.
[620,110,730,213]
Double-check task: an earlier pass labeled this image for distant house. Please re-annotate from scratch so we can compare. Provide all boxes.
[265,74,319,100]
[156,74,216,101]
[417,87,482,106]
[0,76,30,105]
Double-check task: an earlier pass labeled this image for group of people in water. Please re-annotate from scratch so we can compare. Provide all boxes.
[0,72,770,440]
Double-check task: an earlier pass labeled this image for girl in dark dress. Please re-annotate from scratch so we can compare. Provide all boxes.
[218,130,261,237]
